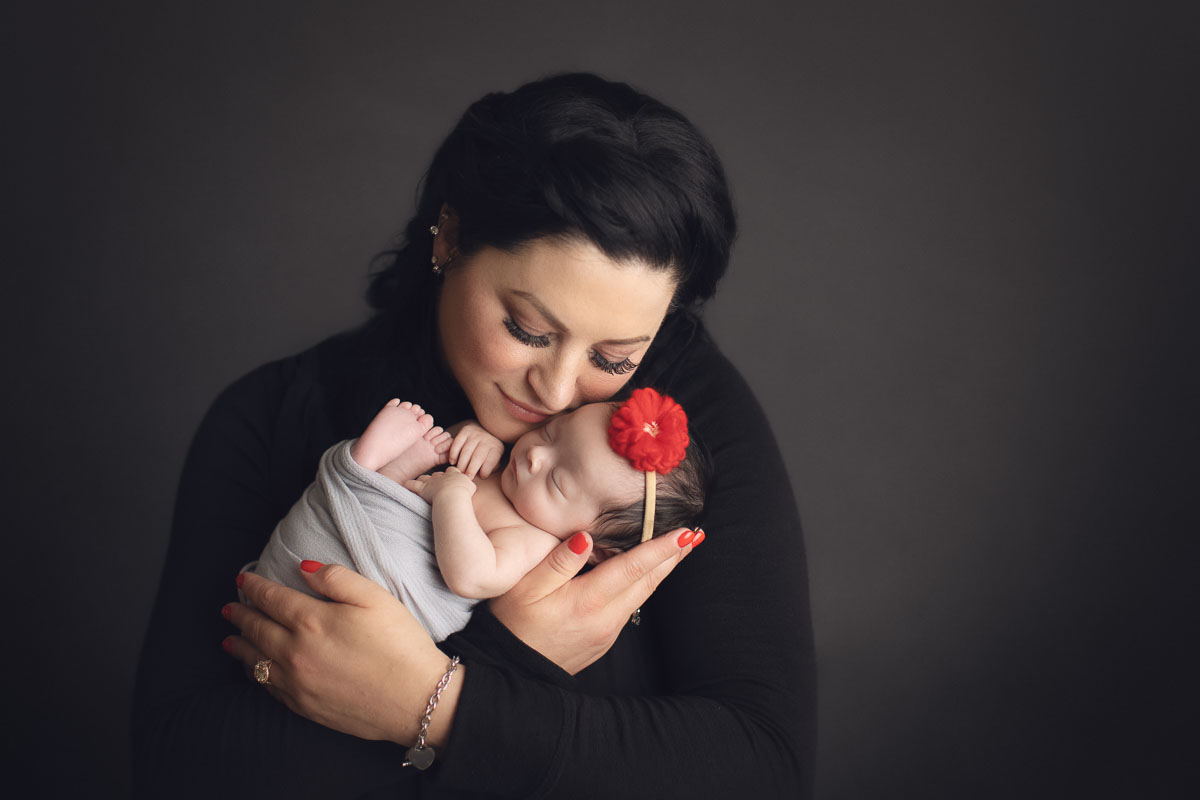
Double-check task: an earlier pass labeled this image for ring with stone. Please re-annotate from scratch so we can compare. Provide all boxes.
[629,608,641,626]
[254,658,273,685]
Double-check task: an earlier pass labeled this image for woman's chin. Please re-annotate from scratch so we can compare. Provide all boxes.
[477,401,541,443]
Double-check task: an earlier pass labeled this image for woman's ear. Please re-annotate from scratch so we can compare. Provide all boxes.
[432,203,460,265]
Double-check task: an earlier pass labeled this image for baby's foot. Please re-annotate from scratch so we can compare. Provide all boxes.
[379,426,453,485]
[351,400,434,471]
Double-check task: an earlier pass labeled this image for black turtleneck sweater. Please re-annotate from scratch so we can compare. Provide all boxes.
[132,298,816,799]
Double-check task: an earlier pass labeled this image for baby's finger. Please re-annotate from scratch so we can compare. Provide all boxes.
[478,448,502,478]
[463,447,489,478]
[449,433,465,465]
[458,440,479,471]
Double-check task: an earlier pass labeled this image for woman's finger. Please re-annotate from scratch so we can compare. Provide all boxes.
[299,560,394,608]
[502,531,593,604]
[611,529,703,615]
[222,632,270,674]
[222,633,297,707]
[235,571,325,631]
[576,528,695,613]
[224,598,294,657]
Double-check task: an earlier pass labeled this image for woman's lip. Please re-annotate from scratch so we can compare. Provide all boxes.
[499,389,550,423]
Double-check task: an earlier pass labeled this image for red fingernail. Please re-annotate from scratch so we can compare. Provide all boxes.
[677,530,695,547]
[300,559,322,573]
[569,531,589,554]
[221,637,233,654]
[235,572,244,588]
[692,531,706,547]
[221,604,232,621]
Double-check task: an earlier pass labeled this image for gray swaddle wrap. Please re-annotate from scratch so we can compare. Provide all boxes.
[253,440,475,641]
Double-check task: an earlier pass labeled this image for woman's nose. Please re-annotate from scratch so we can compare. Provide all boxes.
[528,352,578,413]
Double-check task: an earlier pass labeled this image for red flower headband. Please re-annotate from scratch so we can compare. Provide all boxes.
[608,387,689,542]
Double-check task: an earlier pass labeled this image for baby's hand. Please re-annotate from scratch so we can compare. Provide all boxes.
[449,421,505,478]
[403,467,477,503]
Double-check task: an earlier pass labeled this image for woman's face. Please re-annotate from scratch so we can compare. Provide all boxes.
[436,236,677,443]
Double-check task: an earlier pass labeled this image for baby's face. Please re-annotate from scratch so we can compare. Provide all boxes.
[499,403,642,536]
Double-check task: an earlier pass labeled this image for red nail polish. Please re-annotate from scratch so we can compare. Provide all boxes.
[221,637,233,654]
[300,559,322,573]
[221,604,232,621]
[677,530,695,547]
[235,572,244,588]
[692,531,706,547]
[569,531,589,554]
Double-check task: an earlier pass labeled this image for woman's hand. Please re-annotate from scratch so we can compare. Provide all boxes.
[488,527,703,675]
[223,563,462,748]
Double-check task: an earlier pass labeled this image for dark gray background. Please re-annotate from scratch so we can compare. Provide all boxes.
[9,1,1194,797]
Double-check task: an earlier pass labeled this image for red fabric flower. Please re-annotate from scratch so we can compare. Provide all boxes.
[608,387,689,473]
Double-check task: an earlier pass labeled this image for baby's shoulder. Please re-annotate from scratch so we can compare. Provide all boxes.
[471,474,527,531]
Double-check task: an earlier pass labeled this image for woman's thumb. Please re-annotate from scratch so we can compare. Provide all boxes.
[510,531,592,603]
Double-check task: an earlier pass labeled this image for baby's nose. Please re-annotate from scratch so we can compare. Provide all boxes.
[527,445,549,473]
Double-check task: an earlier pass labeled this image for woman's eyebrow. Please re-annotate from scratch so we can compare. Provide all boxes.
[512,290,653,346]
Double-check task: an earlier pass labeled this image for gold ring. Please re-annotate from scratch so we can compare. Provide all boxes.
[254,658,272,685]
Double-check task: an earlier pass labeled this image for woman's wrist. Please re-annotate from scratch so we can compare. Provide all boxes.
[417,660,464,750]
[393,651,465,750]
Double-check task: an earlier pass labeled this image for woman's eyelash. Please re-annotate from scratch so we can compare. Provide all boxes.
[506,316,638,374]
[503,317,550,348]
[590,351,638,375]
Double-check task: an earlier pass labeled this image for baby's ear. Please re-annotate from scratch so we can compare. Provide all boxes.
[587,546,618,566]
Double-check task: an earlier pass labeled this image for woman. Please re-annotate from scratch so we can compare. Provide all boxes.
[133,73,815,798]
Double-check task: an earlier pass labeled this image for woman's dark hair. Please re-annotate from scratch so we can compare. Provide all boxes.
[367,72,737,310]
[590,431,712,554]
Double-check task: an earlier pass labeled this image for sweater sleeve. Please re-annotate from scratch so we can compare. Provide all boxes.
[429,342,817,799]
[133,336,816,799]
[131,360,424,798]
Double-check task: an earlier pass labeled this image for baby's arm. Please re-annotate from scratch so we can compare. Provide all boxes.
[403,469,560,599]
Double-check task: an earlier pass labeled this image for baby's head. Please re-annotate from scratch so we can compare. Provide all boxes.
[499,399,709,556]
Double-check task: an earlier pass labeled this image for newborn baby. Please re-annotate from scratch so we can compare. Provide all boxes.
[252,393,706,639]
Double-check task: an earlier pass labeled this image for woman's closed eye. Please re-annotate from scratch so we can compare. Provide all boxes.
[590,351,638,376]
[503,317,551,348]
[505,316,639,375]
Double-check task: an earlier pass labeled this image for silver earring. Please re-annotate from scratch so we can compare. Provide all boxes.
[432,250,458,276]
[429,224,439,236]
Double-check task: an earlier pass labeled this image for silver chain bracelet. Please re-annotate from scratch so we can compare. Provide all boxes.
[402,656,461,770]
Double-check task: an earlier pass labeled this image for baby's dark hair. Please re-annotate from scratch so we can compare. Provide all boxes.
[590,427,711,554]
